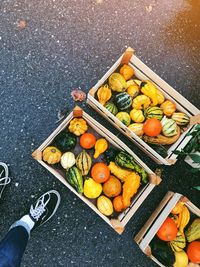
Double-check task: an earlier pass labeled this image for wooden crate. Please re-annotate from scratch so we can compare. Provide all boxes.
[32,106,161,234]
[87,47,200,165]
[134,191,200,267]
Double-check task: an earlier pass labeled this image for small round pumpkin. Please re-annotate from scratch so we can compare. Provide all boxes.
[113,195,124,212]
[130,109,145,123]
[97,195,113,216]
[103,175,122,197]
[91,163,110,183]
[128,123,144,136]
[160,100,176,116]
[42,146,62,164]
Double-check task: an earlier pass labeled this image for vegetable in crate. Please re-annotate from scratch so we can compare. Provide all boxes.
[94,138,108,159]
[104,147,120,164]
[128,123,144,136]
[42,146,62,164]
[115,151,148,183]
[122,172,141,208]
[103,175,122,198]
[143,118,162,137]
[61,152,75,170]
[130,109,145,123]
[127,79,141,87]
[53,131,77,151]
[113,195,124,212]
[187,241,200,264]
[108,162,133,182]
[157,217,178,241]
[105,102,118,115]
[68,118,88,136]
[171,201,184,214]
[108,73,127,92]
[172,112,190,126]
[80,133,96,149]
[116,112,131,126]
[150,237,175,266]
[140,80,158,106]
[83,178,102,199]
[97,84,112,106]
[185,218,200,242]
[119,64,135,80]
[76,150,92,176]
[160,100,176,116]
[145,106,163,121]
[178,205,190,233]
[132,95,151,110]
[170,231,186,252]
[114,92,132,111]
[173,250,188,267]
[127,84,140,98]
[97,195,113,216]
[91,162,110,183]
[66,166,83,193]
[157,90,165,104]
[161,116,178,137]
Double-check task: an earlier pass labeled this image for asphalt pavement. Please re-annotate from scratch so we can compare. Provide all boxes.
[0,0,200,266]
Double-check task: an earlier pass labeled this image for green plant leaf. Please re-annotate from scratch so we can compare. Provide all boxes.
[193,186,200,191]
[190,153,200,164]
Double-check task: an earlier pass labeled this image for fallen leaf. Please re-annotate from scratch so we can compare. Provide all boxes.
[17,19,27,30]
[71,89,86,102]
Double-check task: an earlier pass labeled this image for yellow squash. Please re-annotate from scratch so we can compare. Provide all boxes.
[108,162,133,182]
[179,205,190,233]
[161,100,176,116]
[130,109,145,123]
[97,196,113,216]
[68,118,88,136]
[83,178,102,199]
[173,251,188,267]
[171,201,185,215]
[132,95,151,110]
[94,138,108,159]
[42,146,62,164]
[97,84,112,106]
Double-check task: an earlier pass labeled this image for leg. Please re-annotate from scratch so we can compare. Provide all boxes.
[0,226,29,267]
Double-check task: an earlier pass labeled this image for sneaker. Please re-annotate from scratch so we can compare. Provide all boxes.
[0,162,11,199]
[29,190,61,230]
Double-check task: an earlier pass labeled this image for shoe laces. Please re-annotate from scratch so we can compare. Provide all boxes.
[30,195,48,221]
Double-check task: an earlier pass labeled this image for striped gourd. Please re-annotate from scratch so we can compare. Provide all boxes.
[114,92,132,111]
[105,102,118,115]
[145,106,163,120]
[76,150,92,176]
[66,166,83,193]
[161,116,178,137]
[171,112,190,126]
[170,231,186,252]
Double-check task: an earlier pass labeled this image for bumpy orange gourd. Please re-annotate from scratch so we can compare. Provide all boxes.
[108,162,133,182]
[103,175,122,198]
[42,146,62,164]
[122,172,141,208]
[120,64,135,80]
[160,100,176,116]
[97,84,112,106]
[68,118,88,136]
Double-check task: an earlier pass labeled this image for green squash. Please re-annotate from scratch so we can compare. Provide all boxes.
[114,92,132,111]
[53,131,77,152]
[116,112,131,126]
[145,106,163,120]
[66,166,83,193]
[105,102,118,115]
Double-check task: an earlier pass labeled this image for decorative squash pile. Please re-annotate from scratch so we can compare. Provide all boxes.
[96,64,190,149]
[150,201,200,267]
[42,117,149,217]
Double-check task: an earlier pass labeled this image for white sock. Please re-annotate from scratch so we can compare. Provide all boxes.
[19,215,35,230]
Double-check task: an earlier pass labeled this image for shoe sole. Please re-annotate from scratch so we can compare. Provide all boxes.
[36,189,61,228]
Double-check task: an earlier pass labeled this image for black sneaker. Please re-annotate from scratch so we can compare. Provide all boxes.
[29,190,61,230]
[0,162,11,199]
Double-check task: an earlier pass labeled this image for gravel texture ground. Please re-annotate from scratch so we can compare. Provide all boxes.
[0,0,200,266]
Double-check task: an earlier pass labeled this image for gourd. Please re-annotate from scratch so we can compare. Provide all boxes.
[122,172,141,208]
[83,178,102,199]
[116,112,131,126]
[42,146,62,164]
[145,106,163,120]
[97,84,112,106]
[105,102,118,115]
[68,118,88,136]
[114,92,132,111]
[172,112,190,126]
[108,73,127,92]
[66,166,83,193]
[171,201,185,214]
[185,218,200,242]
[104,147,120,164]
[157,90,165,104]
[115,151,148,183]
[170,231,186,252]
[130,109,145,123]
[103,175,122,197]
[127,84,140,98]
[108,162,133,182]
[140,80,158,106]
[173,251,188,267]
[143,126,181,145]
[161,100,176,116]
[97,196,113,216]
[94,138,108,159]
[150,237,175,267]
[53,131,77,152]
[76,150,92,176]
[179,205,190,233]
[132,95,151,110]
[61,152,75,170]
[161,116,178,137]
[119,64,135,80]
[128,123,144,136]
[127,79,142,87]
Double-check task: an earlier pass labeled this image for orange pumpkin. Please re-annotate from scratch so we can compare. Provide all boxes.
[91,163,110,183]
[113,195,124,212]
[103,175,122,198]
[119,64,135,80]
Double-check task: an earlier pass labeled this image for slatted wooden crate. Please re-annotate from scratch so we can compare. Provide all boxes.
[87,47,200,165]
[32,106,161,234]
[134,191,200,266]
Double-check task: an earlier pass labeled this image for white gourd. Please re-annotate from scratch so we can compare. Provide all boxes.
[61,152,75,169]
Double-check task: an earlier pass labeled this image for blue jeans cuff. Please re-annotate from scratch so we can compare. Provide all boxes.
[10,221,31,238]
